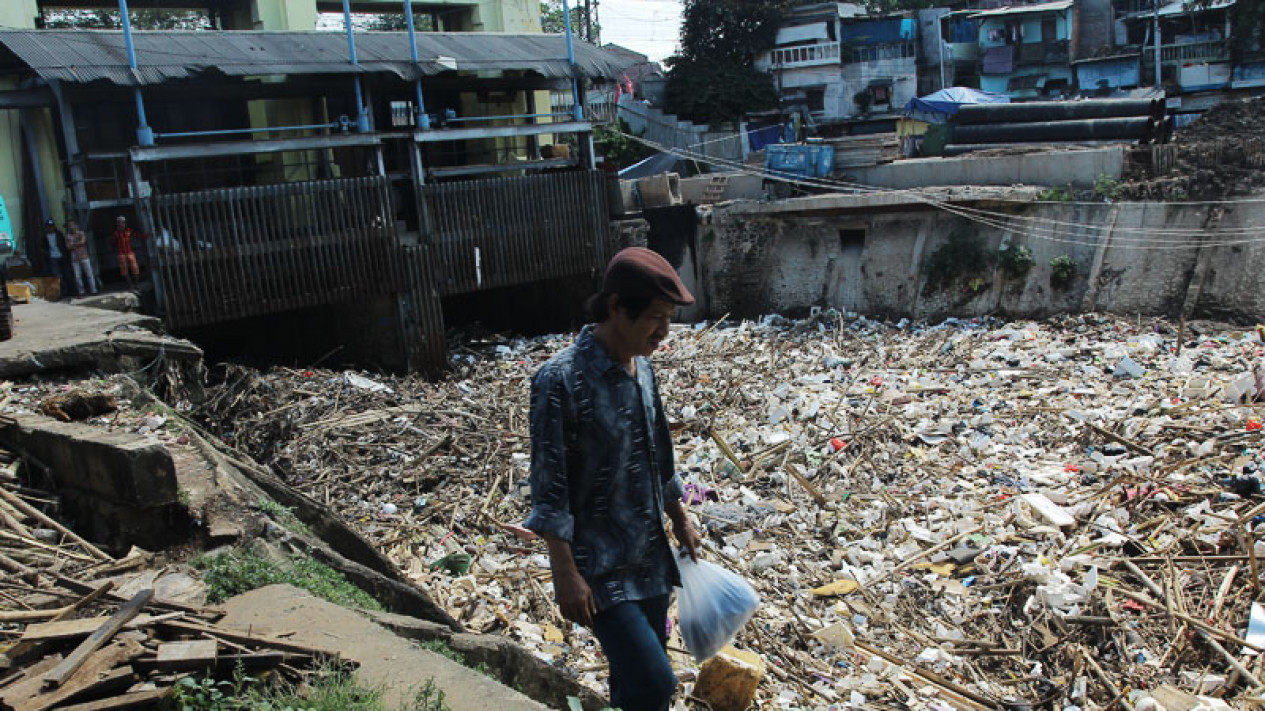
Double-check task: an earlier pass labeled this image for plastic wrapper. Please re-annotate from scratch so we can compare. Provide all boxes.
[676,553,760,662]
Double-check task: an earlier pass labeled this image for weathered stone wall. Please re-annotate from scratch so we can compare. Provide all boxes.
[695,194,1265,323]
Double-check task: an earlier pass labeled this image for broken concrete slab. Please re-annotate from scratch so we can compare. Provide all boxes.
[67,292,141,314]
[0,414,181,551]
[218,585,552,711]
[0,302,200,379]
[365,609,608,711]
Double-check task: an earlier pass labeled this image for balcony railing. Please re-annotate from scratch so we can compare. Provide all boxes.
[769,42,842,68]
[1156,38,1230,63]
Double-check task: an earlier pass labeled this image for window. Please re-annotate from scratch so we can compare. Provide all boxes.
[1041,17,1057,43]
[805,88,826,112]
[870,85,891,105]
[389,101,414,128]
[839,229,866,253]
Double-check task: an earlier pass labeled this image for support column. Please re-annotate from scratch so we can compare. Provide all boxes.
[0,3,37,256]
[48,82,91,229]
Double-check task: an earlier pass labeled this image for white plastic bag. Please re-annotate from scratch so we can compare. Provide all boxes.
[676,553,760,662]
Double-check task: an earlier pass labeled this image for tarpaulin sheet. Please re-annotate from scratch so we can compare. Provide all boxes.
[838,18,915,46]
[904,86,1009,121]
[748,124,785,152]
[982,45,1015,75]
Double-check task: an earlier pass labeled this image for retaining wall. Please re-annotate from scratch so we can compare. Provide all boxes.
[695,193,1265,322]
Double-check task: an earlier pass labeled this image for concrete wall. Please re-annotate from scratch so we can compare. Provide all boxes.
[0,4,36,258]
[841,56,917,117]
[694,193,1265,323]
[848,146,1124,190]
[678,173,764,204]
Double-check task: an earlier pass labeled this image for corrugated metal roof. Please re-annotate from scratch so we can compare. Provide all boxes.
[0,29,629,85]
[969,1,1074,19]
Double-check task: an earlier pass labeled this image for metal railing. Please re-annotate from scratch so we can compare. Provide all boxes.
[149,176,402,328]
[421,170,608,295]
[770,42,842,68]
[1157,38,1230,63]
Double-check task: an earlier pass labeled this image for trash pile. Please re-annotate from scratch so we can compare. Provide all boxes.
[1,582,347,711]
[0,439,344,710]
[195,312,1265,710]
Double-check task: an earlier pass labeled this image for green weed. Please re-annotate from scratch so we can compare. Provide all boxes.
[1037,186,1074,202]
[163,663,450,711]
[1050,255,1078,287]
[998,244,1035,278]
[255,498,310,534]
[193,547,380,611]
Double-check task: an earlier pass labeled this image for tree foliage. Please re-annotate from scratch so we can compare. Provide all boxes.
[664,0,792,126]
[41,9,214,30]
[540,0,598,41]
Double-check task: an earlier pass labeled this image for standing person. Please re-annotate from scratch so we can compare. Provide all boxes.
[41,219,70,299]
[112,215,142,289]
[64,220,98,296]
[525,247,703,711]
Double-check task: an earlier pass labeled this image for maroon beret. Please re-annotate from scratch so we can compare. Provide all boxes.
[601,247,695,307]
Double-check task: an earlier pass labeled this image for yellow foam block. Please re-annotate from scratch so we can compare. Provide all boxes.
[693,645,764,711]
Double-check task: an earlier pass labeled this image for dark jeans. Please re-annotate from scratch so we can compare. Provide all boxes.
[592,595,676,711]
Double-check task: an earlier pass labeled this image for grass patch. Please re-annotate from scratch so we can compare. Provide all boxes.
[417,640,495,679]
[255,498,311,534]
[164,663,451,711]
[194,546,381,611]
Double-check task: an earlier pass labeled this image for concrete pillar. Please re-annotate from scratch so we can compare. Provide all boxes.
[233,0,319,30]
[476,0,539,32]
[0,3,36,255]
[0,0,38,29]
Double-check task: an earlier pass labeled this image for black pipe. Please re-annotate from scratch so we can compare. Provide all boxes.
[954,99,1157,125]
[951,117,1154,144]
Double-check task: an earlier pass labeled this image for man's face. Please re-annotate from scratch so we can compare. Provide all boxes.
[116,218,126,229]
[612,297,675,358]
[66,221,77,232]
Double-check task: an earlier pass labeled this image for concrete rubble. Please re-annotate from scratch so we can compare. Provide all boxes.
[189,311,1265,710]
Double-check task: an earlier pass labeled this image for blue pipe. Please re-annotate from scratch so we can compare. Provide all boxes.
[343,0,371,132]
[404,0,430,130]
[446,112,576,123]
[118,0,154,146]
[560,0,584,122]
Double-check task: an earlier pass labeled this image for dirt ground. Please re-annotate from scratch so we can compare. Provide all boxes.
[1119,96,1265,201]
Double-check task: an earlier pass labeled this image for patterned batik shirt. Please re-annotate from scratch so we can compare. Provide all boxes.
[525,325,686,611]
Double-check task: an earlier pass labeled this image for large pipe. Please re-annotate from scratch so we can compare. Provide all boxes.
[404,0,430,130]
[118,0,154,146]
[954,99,1157,125]
[561,0,584,122]
[951,117,1154,144]
[342,0,371,132]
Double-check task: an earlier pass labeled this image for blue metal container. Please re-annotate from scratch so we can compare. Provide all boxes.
[764,144,836,179]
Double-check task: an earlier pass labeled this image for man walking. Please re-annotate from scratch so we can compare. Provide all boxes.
[112,215,142,289]
[526,247,702,711]
[65,220,97,296]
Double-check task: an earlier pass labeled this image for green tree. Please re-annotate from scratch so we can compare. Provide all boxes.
[663,0,792,126]
[540,0,598,41]
[41,8,214,30]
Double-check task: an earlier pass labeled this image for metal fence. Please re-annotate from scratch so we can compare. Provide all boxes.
[150,176,403,329]
[421,170,608,295]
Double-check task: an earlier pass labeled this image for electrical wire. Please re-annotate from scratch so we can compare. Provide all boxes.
[614,128,1265,250]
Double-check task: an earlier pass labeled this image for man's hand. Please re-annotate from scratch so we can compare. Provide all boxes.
[553,569,596,628]
[541,534,596,627]
[666,499,702,562]
[674,519,703,562]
